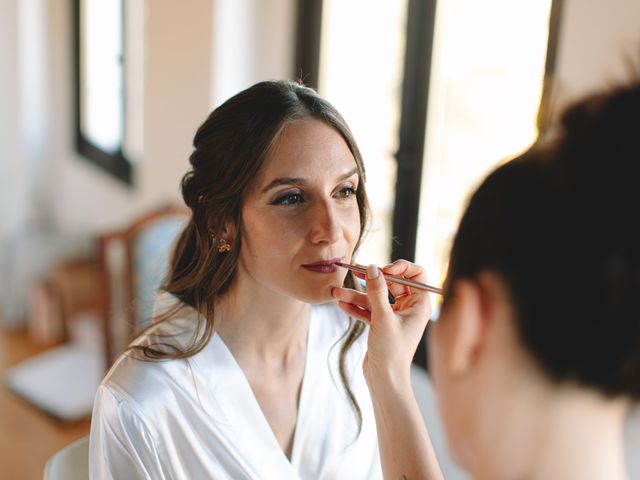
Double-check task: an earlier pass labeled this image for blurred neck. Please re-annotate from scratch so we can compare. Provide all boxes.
[454,277,631,480]
[472,372,630,480]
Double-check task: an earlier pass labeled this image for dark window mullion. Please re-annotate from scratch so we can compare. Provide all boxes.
[390,0,439,371]
[391,0,438,263]
[73,0,132,186]
[294,0,324,89]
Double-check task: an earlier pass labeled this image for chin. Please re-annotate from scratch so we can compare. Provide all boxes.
[296,285,335,304]
[291,282,337,305]
[293,270,347,303]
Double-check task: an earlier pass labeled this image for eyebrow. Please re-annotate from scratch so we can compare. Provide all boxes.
[260,167,359,194]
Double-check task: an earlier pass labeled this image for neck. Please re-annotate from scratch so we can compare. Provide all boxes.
[214,273,310,370]
[473,380,630,480]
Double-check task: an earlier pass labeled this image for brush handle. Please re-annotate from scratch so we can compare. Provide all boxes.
[337,262,443,295]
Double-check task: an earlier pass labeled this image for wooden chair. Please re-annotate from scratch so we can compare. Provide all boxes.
[98,204,189,367]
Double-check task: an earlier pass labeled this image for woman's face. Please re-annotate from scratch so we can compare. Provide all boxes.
[237,119,361,304]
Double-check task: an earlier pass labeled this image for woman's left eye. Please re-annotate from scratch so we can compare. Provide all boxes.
[335,186,357,199]
[273,193,304,205]
[271,185,355,205]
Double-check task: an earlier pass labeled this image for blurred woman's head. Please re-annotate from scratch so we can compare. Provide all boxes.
[430,81,640,468]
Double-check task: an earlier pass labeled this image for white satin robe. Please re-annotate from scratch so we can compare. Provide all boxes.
[89,294,382,479]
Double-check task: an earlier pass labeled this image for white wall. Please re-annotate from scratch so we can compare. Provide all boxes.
[0,0,26,241]
[49,0,215,234]
[553,0,640,109]
[47,0,296,233]
[210,0,296,108]
[0,0,27,325]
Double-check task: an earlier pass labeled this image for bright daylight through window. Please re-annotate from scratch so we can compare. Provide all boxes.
[416,0,553,298]
[317,0,552,299]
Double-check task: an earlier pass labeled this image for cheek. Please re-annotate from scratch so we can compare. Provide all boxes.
[241,208,305,260]
[342,203,361,249]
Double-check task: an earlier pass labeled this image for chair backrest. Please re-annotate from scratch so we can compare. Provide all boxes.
[43,436,89,480]
[99,205,189,366]
[131,216,188,329]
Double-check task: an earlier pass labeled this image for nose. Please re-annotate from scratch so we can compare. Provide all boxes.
[308,199,341,245]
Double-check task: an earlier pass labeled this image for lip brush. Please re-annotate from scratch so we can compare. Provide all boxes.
[336,262,443,295]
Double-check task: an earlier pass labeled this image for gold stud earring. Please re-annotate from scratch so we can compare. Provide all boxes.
[217,238,232,253]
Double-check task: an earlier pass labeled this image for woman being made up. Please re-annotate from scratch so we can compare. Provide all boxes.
[90,81,383,479]
[333,80,640,479]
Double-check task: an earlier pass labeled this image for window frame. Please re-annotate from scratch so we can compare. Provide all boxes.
[391,0,439,263]
[73,0,132,185]
[294,0,324,89]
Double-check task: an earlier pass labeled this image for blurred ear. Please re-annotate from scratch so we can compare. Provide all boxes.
[448,273,509,375]
[447,279,486,375]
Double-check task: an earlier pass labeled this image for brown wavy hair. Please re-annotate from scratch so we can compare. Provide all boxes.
[131,80,370,430]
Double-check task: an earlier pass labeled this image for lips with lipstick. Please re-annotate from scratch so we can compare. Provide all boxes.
[301,258,343,273]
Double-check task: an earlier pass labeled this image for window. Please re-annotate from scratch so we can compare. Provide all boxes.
[74,0,143,184]
[311,0,558,273]
[415,0,555,295]
[304,0,562,368]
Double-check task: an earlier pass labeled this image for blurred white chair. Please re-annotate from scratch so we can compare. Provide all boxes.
[43,436,89,480]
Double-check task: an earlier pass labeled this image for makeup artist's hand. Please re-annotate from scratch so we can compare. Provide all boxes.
[333,262,444,480]
[332,260,432,386]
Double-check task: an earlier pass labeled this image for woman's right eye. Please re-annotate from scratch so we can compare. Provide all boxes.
[273,193,305,206]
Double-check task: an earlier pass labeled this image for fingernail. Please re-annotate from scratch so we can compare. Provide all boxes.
[367,264,379,279]
[331,287,337,297]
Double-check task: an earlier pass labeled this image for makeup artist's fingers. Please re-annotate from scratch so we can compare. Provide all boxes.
[361,261,433,389]
[382,260,431,311]
[331,287,371,312]
[365,265,395,318]
[382,259,428,282]
[354,269,408,299]
[332,287,373,324]
[351,270,366,281]
[387,281,411,299]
